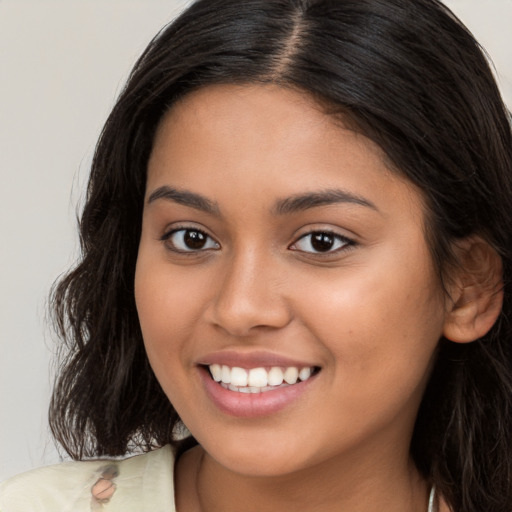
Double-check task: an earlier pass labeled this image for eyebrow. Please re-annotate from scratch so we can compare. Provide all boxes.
[147,186,221,216]
[273,189,378,215]
[147,185,378,216]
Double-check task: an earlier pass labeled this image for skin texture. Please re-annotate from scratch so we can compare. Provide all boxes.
[135,84,452,511]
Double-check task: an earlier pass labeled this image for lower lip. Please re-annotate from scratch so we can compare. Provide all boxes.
[199,366,316,418]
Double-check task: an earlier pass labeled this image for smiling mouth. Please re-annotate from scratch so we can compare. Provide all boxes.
[205,364,321,394]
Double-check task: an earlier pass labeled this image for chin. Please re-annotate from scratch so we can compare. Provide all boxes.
[199,430,314,477]
[216,453,305,478]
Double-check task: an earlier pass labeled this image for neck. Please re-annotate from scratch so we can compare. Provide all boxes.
[178,444,430,512]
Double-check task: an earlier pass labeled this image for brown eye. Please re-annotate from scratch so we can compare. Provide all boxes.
[183,230,207,249]
[311,233,335,252]
[164,228,220,252]
[290,231,353,254]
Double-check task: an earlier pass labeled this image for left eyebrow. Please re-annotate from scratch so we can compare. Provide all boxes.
[273,189,379,215]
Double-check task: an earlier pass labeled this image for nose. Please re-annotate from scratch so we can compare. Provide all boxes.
[207,249,292,337]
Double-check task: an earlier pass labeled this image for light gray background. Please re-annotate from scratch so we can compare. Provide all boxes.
[1,0,511,480]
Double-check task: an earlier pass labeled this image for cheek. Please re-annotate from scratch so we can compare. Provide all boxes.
[295,251,446,397]
[135,265,199,418]
[134,252,200,385]
[135,247,210,341]
[300,286,443,441]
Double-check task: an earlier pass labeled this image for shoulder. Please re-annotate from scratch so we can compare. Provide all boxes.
[0,445,175,512]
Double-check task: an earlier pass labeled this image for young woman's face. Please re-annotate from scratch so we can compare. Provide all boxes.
[135,84,448,477]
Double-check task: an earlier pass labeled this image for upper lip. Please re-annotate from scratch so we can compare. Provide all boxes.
[197,350,319,369]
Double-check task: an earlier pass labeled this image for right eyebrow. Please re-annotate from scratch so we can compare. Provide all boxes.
[146,186,221,216]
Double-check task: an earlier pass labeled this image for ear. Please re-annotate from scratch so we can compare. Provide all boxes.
[443,237,504,343]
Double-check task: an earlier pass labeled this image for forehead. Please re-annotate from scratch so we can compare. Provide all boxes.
[157,84,381,151]
[147,83,424,221]
[150,84,385,176]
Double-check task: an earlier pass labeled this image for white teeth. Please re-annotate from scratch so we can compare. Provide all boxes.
[221,365,231,384]
[248,367,268,387]
[283,367,299,385]
[235,385,261,393]
[299,367,312,382]
[210,364,222,382]
[267,367,284,386]
[209,364,316,391]
[230,367,248,387]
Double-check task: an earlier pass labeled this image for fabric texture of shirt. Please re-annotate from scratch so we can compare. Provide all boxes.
[0,444,175,512]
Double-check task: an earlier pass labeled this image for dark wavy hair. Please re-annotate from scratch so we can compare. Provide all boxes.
[49,0,512,510]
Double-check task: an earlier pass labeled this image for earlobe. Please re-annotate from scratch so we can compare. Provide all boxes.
[443,238,504,343]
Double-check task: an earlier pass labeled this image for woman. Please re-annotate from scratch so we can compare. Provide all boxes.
[1,0,511,511]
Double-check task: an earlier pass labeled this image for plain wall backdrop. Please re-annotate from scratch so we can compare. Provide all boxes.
[1,0,511,480]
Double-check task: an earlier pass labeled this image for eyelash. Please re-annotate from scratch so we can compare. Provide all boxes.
[160,227,355,256]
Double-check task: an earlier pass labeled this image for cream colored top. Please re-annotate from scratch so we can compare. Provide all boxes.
[0,445,175,512]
